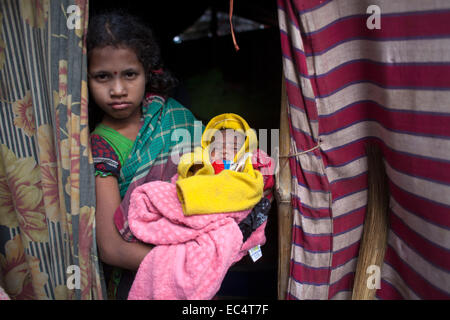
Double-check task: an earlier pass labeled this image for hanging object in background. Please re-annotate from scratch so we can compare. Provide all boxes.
[229,0,239,51]
[172,5,268,44]
[352,143,390,300]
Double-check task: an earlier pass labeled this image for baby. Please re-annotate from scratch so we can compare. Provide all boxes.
[176,113,274,240]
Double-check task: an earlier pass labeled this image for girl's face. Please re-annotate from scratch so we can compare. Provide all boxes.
[88,45,146,124]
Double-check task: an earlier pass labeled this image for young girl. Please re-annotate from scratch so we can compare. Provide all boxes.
[87,11,200,300]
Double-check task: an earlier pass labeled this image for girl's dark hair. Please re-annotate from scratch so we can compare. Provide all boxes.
[87,11,178,130]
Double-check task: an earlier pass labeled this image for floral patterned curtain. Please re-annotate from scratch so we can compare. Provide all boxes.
[0,0,104,299]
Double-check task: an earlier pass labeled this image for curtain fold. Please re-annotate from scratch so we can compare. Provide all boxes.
[0,0,104,299]
[278,0,450,299]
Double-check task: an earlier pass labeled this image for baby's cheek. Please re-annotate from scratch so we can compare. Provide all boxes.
[209,150,218,162]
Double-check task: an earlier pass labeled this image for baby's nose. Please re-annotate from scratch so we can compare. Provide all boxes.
[223,149,235,160]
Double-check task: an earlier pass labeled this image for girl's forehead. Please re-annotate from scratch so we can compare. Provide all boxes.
[88,45,142,70]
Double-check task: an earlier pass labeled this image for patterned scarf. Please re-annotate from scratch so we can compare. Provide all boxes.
[115,94,203,240]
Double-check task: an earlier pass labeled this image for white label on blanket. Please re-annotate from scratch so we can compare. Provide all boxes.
[248,245,262,262]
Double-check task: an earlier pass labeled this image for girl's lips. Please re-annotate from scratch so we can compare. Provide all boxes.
[110,102,132,110]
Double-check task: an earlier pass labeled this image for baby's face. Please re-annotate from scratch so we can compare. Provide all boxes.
[209,129,245,162]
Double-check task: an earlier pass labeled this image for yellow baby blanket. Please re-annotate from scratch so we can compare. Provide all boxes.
[176,113,263,215]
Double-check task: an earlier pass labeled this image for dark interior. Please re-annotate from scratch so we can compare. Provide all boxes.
[90,0,282,299]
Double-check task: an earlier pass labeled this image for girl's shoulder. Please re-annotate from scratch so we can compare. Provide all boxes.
[164,97,202,130]
[90,133,121,178]
[166,97,196,118]
[144,94,196,121]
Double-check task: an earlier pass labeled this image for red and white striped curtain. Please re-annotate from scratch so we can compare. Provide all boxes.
[278,0,450,299]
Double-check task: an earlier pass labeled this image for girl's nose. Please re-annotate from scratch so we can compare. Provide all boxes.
[110,79,126,96]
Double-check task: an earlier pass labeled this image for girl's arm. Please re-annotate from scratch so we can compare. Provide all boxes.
[95,175,152,271]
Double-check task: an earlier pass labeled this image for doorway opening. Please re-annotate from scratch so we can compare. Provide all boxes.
[90,0,282,299]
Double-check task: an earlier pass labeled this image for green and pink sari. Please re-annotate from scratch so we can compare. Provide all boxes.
[90,94,202,298]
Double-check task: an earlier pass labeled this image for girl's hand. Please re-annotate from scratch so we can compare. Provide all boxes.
[95,175,151,270]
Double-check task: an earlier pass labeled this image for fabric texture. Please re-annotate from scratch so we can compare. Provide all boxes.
[239,197,271,242]
[126,178,267,300]
[92,123,134,170]
[177,169,263,215]
[0,0,104,299]
[176,148,264,215]
[177,147,215,178]
[91,134,122,178]
[117,95,196,198]
[278,0,450,300]
[113,94,203,241]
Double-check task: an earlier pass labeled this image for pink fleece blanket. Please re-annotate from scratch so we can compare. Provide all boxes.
[127,178,267,300]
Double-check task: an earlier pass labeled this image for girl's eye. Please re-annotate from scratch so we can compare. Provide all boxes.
[125,71,137,79]
[94,73,110,81]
